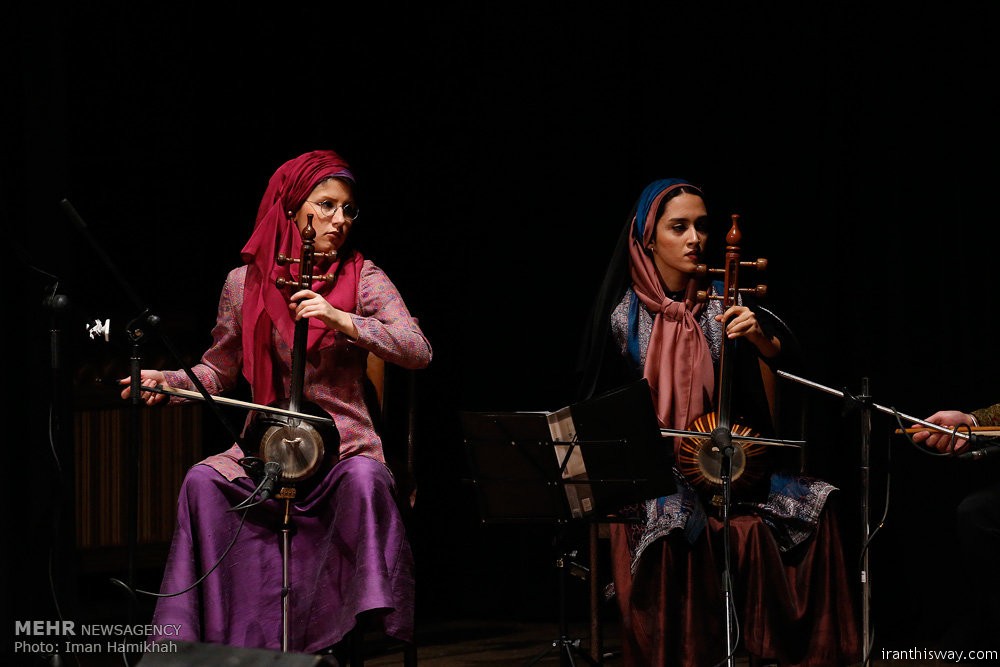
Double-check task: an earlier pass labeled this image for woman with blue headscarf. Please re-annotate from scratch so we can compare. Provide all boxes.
[576,179,859,666]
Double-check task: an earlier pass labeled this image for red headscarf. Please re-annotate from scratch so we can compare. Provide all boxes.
[240,149,364,406]
[627,180,715,439]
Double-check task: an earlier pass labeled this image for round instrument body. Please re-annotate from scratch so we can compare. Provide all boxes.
[246,400,340,485]
[677,412,767,493]
[259,421,324,483]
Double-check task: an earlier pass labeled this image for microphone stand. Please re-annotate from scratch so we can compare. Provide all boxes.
[687,315,740,667]
[60,199,242,441]
[773,370,903,663]
[776,370,978,441]
[710,311,739,667]
[658,339,805,665]
[775,369,1000,663]
[124,311,155,606]
[859,377,872,662]
[44,284,75,667]
[712,424,737,667]
[60,199,245,664]
[45,285,74,556]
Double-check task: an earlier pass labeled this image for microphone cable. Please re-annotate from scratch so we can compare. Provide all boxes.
[893,410,972,459]
[228,460,283,512]
[111,507,250,600]
[110,473,272,599]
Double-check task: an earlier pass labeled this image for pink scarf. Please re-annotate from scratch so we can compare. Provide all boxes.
[239,150,363,407]
[627,187,715,441]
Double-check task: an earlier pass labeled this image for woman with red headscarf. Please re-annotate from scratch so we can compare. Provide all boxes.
[576,179,859,666]
[122,149,431,657]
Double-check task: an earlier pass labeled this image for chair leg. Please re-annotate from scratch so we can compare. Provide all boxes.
[403,641,418,667]
[589,523,603,666]
[342,617,416,666]
[348,627,365,666]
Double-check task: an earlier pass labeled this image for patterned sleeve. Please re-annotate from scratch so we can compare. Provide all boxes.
[971,404,1000,427]
[348,261,432,369]
[162,268,245,399]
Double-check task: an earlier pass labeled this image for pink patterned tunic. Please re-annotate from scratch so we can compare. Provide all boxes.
[162,260,432,478]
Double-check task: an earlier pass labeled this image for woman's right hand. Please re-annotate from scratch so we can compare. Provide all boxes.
[119,370,170,406]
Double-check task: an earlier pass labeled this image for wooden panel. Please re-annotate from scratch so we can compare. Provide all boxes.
[73,405,203,549]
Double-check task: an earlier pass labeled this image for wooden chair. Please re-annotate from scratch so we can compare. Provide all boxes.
[366,353,418,513]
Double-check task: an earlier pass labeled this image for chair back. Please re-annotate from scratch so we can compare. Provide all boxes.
[365,352,418,511]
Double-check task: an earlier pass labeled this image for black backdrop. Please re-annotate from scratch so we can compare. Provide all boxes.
[8,0,998,657]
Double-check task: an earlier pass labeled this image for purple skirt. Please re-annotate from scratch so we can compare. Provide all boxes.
[150,454,414,653]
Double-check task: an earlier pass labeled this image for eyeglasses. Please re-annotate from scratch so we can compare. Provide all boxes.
[307,200,360,222]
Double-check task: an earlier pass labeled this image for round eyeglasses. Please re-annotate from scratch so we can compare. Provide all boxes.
[307,200,360,222]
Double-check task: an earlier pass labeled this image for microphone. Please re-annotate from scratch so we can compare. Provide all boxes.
[958,439,1000,461]
[710,426,735,458]
[43,293,70,312]
[258,461,282,501]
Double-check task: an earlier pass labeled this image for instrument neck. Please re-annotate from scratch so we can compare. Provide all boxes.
[288,215,317,417]
[716,332,735,430]
[288,311,308,415]
[715,218,742,432]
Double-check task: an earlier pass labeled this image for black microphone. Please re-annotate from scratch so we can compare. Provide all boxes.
[710,426,735,459]
[43,293,70,311]
[258,461,282,501]
[958,438,1000,461]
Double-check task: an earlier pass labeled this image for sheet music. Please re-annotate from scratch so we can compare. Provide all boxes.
[546,406,595,518]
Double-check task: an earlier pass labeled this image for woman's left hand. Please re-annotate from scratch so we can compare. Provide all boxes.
[289,289,359,339]
[717,306,780,358]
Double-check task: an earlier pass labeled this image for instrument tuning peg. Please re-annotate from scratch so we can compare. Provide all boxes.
[740,257,767,271]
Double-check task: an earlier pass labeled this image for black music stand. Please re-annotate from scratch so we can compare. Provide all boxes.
[461,379,674,666]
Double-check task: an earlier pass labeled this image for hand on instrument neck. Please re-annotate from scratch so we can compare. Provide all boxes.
[289,289,359,341]
[716,305,780,359]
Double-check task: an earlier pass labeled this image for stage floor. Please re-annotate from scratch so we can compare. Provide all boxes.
[36,616,973,666]
[361,617,962,666]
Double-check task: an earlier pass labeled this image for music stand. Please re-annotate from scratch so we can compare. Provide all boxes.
[569,379,677,509]
[461,379,674,666]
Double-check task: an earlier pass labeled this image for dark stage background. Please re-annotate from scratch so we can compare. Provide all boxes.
[8,1,998,661]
